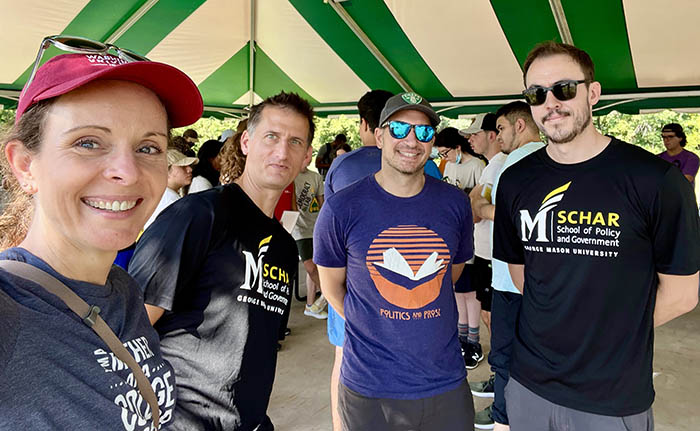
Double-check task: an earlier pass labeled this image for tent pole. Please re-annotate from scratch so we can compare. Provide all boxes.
[548,0,574,45]
[327,0,412,93]
[105,0,161,45]
[249,0,256,108]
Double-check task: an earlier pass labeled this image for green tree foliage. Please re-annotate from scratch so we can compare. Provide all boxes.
[312,115,360,155]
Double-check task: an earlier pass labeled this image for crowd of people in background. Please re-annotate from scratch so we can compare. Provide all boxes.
[0,36,698,431]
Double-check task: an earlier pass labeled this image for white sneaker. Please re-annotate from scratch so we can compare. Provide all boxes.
[304,303,328,319]
[312,294,328,310]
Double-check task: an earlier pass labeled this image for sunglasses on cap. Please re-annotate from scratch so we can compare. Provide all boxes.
[383,121,435,143]
[24,35,149,95]
[522,79,587,106]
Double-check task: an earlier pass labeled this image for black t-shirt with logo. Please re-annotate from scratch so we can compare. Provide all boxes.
[129,184,297,430]
[493,138,700,416]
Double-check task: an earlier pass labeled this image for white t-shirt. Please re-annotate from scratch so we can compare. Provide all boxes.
[144,187,180,231]
[442,157,485,191]
[474,152,507,259]
[188,176,213,194]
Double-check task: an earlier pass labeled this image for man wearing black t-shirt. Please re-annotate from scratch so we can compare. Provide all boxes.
[129,92,315,431]
[493,42,699,430]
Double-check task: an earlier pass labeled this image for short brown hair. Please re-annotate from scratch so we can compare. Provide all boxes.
[247,92,315,144]
[495,101,538,132]
[523,41,595,86]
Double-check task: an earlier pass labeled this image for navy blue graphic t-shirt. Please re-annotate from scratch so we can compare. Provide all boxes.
[0,248,176,430]
[314,175,473,399]
[494,139,700,416]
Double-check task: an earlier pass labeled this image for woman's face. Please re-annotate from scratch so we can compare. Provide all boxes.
[28,80,168,254]
[435,146,458,163]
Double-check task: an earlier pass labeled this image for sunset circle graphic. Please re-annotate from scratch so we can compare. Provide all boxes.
[366,225,450,310]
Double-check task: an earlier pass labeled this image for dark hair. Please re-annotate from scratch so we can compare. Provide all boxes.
[338,143,352,153]
[0,100,54,249]
[183,128,198,139]
[194,139,224,186]
[523,41,595,86]
[495,101,538,132]
[357,90,393,131]
[662,123,687,147]
[434,127,481,158]
[219,118,248,184]
[335,133,347,142]
[248,92,315,144]
[171,136,195,156]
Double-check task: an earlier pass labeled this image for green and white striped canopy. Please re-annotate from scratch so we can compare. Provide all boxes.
[2,0,700,119]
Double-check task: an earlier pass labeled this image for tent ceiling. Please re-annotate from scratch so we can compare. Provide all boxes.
[2,0,700,118]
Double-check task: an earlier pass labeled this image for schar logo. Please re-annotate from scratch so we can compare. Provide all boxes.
[520,181,571,242]
[240,235,272,293]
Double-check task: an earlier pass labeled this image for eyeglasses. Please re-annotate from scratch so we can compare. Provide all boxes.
[384,121,435,143]
[522,79,587,106]
[437,148,453,159]
[24,35,149,94]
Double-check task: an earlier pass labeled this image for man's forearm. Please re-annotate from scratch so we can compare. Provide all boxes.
[317,265,348,319]
[654,272,699,327]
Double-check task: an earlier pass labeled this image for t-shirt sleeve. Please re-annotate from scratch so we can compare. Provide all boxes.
[453,192,474,264]
[683,153,700,177]
[129,196,215,310]
[313,202,347,268]
[650,167,700,274]
[493,175,525,265]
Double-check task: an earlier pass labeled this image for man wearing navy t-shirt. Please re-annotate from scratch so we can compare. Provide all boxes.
[494,42,699,430]
[315,93,475,430]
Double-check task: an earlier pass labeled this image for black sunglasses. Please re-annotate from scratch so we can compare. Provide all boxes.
[522,79,587,106]
[24,35,149,94]
[383,120,435,143]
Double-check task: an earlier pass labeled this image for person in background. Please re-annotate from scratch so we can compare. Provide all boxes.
[316,133,347,179]
[0,39,202,429]
[183,128,199,147]
[435,126,486,373]
[658,123,699,186]
[189,139,223,193]
[219,119,249,184]
[171,135,196,157]
[335,143,352,158]
[144,149,198,230]
[293,154,327,319]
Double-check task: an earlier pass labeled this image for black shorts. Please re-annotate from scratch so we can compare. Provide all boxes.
[454,263,474,293]
[295,238,313,261]
[472,256,493,311]
[339,381,474,431]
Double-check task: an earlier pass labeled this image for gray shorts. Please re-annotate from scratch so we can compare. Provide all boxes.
[505,377,654,431]
[339,381,474,431]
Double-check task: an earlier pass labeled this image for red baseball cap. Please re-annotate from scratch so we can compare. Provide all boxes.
[16,53,203,127]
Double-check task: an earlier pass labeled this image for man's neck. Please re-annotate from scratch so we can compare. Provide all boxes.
[234,172,282,218]
[545,126,611,164]
[374,168,425,198]
[667,147,683,157]
[484,141,501,161]
[515,133,542,150]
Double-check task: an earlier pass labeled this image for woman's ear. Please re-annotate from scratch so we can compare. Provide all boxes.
[4,140,37,194]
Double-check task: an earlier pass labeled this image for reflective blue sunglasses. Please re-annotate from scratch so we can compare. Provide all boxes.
[384,120,435,143]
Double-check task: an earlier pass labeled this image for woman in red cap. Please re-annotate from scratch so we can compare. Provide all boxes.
[0,36,202,429]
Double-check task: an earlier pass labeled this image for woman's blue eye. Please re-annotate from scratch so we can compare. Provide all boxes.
[138,145,162,155]
[76,139,98,149]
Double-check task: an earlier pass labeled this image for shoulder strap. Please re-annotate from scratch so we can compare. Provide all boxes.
[0,260,160,429]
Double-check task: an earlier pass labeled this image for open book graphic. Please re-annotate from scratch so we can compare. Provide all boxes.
[373,248,445,280]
